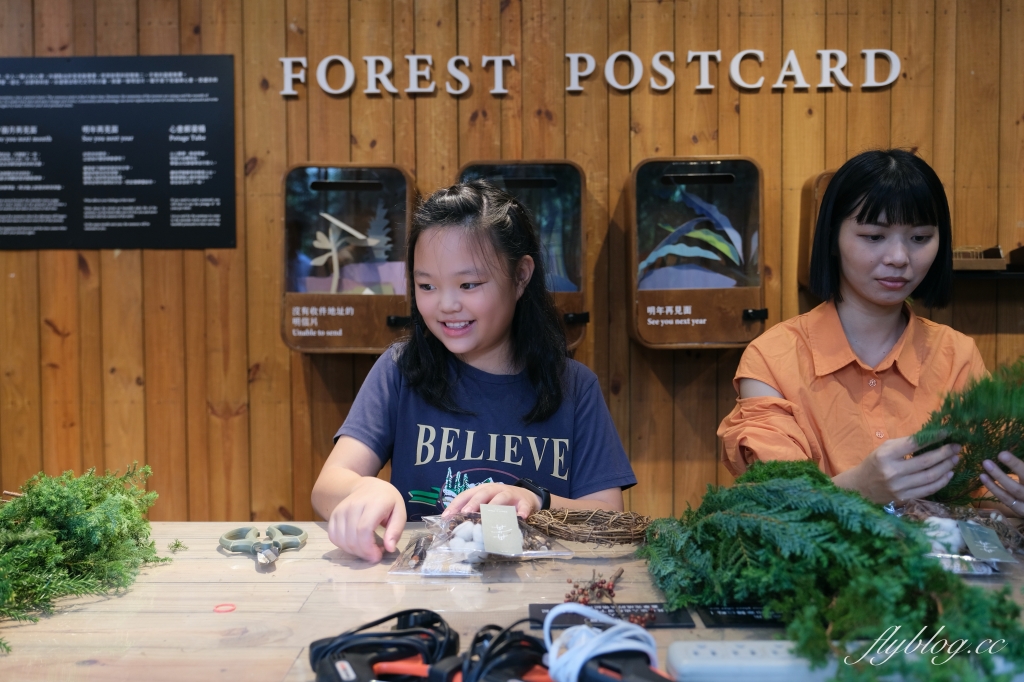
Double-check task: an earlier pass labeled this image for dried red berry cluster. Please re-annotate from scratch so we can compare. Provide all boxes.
[563,572,616,605]
[626,608,656,628]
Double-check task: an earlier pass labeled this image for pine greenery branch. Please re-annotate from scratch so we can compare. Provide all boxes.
[639,460,1024,681]
[915,358,1024,506]
[0,465,167,653]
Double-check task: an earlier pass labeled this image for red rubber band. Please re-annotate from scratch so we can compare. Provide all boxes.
[213,603,236,613]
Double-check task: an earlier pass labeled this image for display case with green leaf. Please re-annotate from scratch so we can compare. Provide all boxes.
[282,165,414,353]
[629,158,766,348]
[458,161,588,349]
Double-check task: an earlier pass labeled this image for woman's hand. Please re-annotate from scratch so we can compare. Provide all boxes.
[833,435,960,504]
[443,483,540,519]
[979,451,1024,516]
[325,476,406,563]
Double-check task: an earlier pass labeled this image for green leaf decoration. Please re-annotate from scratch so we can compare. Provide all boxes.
[675,189,745,263]
[640,460,1024,680]
[914,358,1024,506]
[638,243,720,279]
[684,228,741,265]
[0,465,166,653]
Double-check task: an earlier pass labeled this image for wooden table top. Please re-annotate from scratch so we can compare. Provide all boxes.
[3,521,1023,681]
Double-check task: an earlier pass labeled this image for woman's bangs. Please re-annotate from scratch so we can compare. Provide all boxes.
[854,173,940,228]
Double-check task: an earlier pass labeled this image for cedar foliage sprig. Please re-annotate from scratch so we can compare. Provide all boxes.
[914,359,1024,506]
[0,465,165,653]
[640,460,1024,681]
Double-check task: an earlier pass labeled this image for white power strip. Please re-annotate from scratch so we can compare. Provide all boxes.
[667,641,836,682]
[667,641,1024,682]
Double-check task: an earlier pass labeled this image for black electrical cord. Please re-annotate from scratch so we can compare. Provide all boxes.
[308,608,459,676]
[461,618,547,682]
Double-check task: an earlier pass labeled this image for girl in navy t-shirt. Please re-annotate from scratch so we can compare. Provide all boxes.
[311,181,635,561]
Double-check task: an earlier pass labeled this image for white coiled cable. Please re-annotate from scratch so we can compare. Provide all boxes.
[542,603,660,682]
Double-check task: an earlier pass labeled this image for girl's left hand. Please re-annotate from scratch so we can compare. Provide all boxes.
[443,483,540,519]
[979,451,1024,516]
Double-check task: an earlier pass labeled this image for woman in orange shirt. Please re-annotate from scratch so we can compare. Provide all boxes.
[718,149,1022,509]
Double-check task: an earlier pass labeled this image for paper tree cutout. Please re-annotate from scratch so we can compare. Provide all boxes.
[366,200,392,262]
[309,224,345,293]
[310,213,381,293]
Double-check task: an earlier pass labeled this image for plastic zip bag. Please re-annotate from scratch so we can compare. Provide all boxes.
[925,553,998,576]
[422,512,574,561]
[387,531,482,577]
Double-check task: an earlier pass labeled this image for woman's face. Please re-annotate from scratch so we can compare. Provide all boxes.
[412,226,533,373]
[836,210,939,310]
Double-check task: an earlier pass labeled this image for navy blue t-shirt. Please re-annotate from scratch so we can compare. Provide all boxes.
[335,347,636,520]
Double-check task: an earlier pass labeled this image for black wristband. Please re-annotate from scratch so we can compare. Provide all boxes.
[513,478,551,511]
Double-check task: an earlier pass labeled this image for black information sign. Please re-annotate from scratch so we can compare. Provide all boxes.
[0,55,235,249]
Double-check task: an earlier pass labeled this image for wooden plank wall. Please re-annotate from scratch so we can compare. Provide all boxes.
[1,0,1023,521]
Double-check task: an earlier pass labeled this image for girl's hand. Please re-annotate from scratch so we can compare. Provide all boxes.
[979,451,1024,516]
[443,483,540,519]
[833,435,960,504]
[325,477,406,562]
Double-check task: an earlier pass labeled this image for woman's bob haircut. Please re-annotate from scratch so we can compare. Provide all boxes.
[809,148,953,309]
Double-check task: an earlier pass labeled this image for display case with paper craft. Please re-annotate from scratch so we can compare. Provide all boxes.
[282,165,414,352]
[629,158,765,348]
[457,161,588,350]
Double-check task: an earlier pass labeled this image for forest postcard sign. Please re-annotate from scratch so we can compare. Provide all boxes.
[279,48,900,97]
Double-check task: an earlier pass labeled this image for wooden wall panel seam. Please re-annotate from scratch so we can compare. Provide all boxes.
[500,0,524,160]
[779,0,825,323]
[36,0,83,479]
[243,0,295,523]
[674,0,723,511]
[565,0,609,383]
[995,0,1024,367]
[140,0,189,520]
[203,0,251,521]
[303,0,355,518]
[0,0,42,495]
[180,0,208,520]
[628,0,675,518]
[96,0,146,486]
[605,0,631,478]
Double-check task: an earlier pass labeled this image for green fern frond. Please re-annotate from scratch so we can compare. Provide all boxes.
[914,358,1024,505]
[639,460,1024,681]
[0,464,166,653]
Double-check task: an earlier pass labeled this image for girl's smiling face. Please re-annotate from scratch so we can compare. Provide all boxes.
[836,210,939,310]
[413,226,534,374]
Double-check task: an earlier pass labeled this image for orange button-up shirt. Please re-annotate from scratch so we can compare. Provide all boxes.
[718,301,987,477]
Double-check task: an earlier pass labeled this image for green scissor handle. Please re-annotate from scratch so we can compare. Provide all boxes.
[219,526,261,553]
[266,523,308,551]
[219,524,308,555]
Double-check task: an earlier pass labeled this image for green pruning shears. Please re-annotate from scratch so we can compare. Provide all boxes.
[219,523,308,565]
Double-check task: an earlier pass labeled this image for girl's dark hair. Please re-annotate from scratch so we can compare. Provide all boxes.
[809,148,953,308]
[397,180,567,424]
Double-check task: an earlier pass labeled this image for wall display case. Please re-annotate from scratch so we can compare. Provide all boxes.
[282,165,414,353]
[457,161,589,350]
[628,157,765,348]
